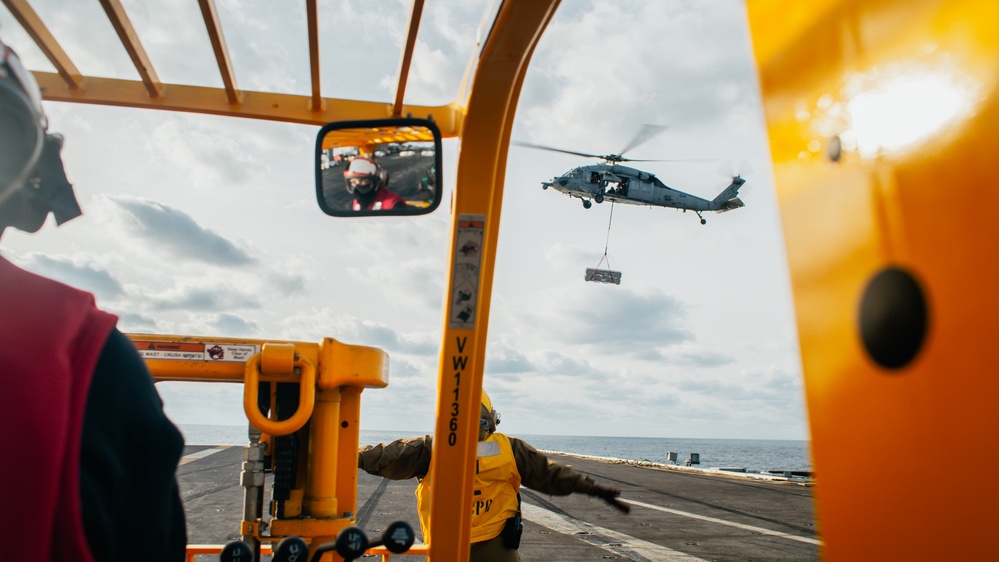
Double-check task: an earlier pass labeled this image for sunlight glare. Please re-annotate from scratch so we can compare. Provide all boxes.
[846,66,978,158]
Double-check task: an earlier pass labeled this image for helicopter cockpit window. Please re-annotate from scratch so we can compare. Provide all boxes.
[315,118,443,217]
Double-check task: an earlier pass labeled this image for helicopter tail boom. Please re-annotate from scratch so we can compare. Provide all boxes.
[710,176,747,213]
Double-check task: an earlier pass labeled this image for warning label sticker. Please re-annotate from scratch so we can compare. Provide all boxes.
[134,341,259,363]
[449,214,485,329]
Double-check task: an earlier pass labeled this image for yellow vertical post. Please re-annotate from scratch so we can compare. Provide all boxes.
[337,386,363,520]
[305,386,341,552]
[428,1,561,560]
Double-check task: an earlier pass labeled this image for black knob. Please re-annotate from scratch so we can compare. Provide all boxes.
[334,526,369,560]
[273,536,309,562]
[381,521,415,554]
[220,541,253,562]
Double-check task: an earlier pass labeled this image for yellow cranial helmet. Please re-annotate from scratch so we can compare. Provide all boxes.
[479,390,499,437]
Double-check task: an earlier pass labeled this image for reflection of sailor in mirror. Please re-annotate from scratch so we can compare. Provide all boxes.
[344,157,407,211]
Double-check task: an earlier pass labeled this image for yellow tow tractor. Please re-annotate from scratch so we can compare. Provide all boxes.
[4,0,999,559]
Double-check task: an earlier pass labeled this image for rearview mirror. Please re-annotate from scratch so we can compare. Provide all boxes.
[315,118,443,217]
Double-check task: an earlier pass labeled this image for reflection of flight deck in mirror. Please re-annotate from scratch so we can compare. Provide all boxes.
[315,119,443,217]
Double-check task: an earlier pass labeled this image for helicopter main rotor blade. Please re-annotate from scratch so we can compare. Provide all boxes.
[617,124,669,158]
[511,140,604,159]
[622,157,714,163]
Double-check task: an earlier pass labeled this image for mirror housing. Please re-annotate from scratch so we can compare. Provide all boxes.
[315,118,443,217]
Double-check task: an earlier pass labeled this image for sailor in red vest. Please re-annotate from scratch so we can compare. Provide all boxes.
[1,33,186,561]
[344,157,408,211]
[358,390,628,561]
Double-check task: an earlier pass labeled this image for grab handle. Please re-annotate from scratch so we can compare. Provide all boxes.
[243,349,316,436]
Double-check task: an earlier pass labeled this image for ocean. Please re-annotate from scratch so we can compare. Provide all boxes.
[179,424,811,473]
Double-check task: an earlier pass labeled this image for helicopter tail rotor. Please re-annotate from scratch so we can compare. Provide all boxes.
[709,162,750,214]
[717,159,754,183]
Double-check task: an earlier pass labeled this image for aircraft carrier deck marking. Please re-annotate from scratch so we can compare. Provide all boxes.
[522,503,706,561]
[623,499,822,545]
[179,446,230,466]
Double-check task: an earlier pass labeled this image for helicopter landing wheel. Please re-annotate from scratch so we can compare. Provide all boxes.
[696,211,706,225]
[594,194,604,204]
[582,199,592,209]
[700,218,707,225]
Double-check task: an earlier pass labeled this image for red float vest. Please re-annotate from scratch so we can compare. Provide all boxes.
[352,188,406,210]
[0,256,118,562]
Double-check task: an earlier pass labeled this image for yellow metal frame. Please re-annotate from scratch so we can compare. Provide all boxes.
[13,0,999,559]
[129,334,388,559]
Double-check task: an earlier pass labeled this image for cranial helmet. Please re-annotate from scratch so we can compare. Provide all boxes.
[1,36,47,204]
[0,32,81,232]
[343,157,385,196]
[479,390,500,439]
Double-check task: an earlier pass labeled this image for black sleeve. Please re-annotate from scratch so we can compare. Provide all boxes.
[79,329,187,562]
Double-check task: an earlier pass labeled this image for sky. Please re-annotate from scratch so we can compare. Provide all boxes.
[0,0,806,440]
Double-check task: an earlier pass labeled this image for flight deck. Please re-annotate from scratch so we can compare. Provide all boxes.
[179,445,818,561]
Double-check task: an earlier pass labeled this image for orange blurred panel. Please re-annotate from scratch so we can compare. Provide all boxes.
[747,0,999,558]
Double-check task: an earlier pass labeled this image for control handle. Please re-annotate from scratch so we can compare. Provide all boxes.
[219,541,253,562]
[308,521,416,562]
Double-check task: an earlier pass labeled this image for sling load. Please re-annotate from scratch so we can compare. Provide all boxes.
[585,204,622,285]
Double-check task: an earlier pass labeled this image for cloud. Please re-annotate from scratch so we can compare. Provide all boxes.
[16,253,124,300]
[208,313,260,337]
[115,311,161,333]
[518,1,761,151]
[265,269,308,296]
[276,308,438,357]
[523,288,693,351]
[148,283,262,312]
[483,345,608,383]
[485,345,533,374]
[634,344,736,367]
[109,196,255,266]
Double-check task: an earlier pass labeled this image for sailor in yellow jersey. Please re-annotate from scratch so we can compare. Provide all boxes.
[358,391,628,561]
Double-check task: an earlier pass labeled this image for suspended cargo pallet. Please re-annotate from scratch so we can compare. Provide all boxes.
[585,204,622,284]
[585,268,621,285]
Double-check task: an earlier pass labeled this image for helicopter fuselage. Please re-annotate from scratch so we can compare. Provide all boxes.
[542,164,745,220]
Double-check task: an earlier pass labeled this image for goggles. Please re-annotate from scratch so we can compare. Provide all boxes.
[479,410,501,431]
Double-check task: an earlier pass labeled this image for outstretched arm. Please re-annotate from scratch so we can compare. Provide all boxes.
[358,435,433,480]
[510,437,629,513]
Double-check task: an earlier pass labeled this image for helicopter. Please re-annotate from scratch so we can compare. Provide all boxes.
[515,125,746,224]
